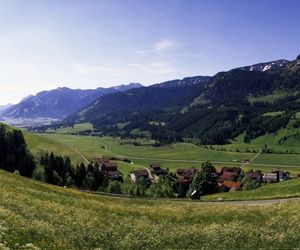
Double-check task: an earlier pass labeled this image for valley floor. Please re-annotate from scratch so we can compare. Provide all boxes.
[29,133,300,176]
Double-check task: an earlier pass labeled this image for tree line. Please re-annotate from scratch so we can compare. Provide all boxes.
[0,125,35,177]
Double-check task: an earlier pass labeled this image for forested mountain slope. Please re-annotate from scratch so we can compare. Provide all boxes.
[0,83,141,121]
[64,56,300,144]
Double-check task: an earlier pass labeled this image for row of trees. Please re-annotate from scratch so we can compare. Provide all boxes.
[34,152,110,191]
[0,125,35,177]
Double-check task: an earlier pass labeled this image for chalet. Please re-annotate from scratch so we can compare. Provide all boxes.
[96,156,110,164]
[149,164,168,176]
[218,167,241,182]
[96,156,122,181]
[246,170,262,181]
[100,162,118,172]
[130,169,151,184]
[263,169,290,183]
[176,168,198,183]
[220,181,241,192]
[262,172,278,183]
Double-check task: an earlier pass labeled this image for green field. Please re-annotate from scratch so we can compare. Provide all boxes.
[46,122,94,134]
[31,133,300,175]
[203,178,300,201]
[1,169,300,249]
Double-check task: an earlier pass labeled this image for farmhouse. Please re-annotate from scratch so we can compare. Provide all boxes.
[263,169,290,183]
[218,167,241,182]
[246,170,262,181]
[149,164,168,176]
[130,169,151,183]
[176,168,198,183]
[96,156,122,180]
[219,181,241,192]
[96,156,110,164]
[100,162,118,172]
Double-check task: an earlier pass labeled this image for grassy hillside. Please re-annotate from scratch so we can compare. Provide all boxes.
[35,133,300,175]
[23,131,85,164]
[202,178,300,201]
[39,134,253,161]
[1,169,300,249]
[46,122,94,134]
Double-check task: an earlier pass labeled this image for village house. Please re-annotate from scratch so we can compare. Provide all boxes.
[218,167,241,182]
[96,156,110,165]
[149,164,168,177]
[263,169,290,183]
[176,168,198,184]
[217,167,242,192]
[246,170,263,181]
[174,168,198,197]
[129,169,151,185]
[95,156,122,181]
[219,180,242,192]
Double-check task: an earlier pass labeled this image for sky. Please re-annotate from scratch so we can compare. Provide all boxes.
[0,0,299,105]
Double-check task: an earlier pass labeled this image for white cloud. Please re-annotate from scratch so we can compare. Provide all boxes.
[135,39,176,55]
[153,39,175,51]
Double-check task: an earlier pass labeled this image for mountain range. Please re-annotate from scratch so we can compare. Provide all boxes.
[0,83,142,123]
[64,56,300,144]
[3,55,300,145]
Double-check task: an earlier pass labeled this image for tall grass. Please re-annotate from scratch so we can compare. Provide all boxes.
[1,169,300,249]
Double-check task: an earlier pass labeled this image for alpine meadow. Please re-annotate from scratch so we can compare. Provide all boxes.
[1,1,300,249]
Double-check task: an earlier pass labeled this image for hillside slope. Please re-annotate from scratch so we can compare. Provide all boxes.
[1,169,300,249]
[68,75,210,122]
[0,83,141,122]
[64,56,300,144]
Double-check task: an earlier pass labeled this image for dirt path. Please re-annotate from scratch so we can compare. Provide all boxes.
[118,155,298,169]
[58,141,90,164]
[82,188,300,206]
[240,150,262,167]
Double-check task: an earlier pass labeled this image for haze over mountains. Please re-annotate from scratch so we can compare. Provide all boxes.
[0,83,141,123]
[2,55,300,146]
[65,55,300,144]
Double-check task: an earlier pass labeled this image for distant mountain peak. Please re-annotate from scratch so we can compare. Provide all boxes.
[238,59,290,72]
[155,75,211,88]
[0,83,142,124]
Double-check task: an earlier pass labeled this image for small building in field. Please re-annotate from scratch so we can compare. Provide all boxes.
[263,172,279,183]
[130,169,151,184]
[218,167,241,182]
[246,170,263,181]
[176,168,198,183]
[100,162,118,172]
[219,181,241,192]
[95,156,122,181]
[263,169,290,183]
[149,164,168,176]
[96,156,110,164]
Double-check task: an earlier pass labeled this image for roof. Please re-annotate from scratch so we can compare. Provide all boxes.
[177,169,198,179]
[218,172,238,182]
[246,171,262,179]
[222,181,241,189]
[96,156,110,163]
[102,162,118,168]
[131,169,149,177]
[221,167,241,174]
[150,164,162,170]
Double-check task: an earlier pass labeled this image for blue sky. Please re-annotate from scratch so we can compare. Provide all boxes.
[0,0,299,104]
